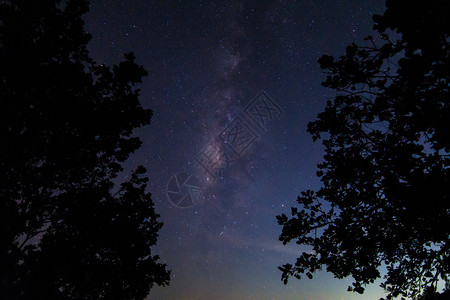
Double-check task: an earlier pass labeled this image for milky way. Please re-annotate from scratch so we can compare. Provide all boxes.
[85,1,388,299]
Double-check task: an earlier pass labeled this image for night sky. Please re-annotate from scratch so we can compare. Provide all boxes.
[84,1,387,299]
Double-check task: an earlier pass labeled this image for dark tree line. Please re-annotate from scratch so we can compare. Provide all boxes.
[278,0,449,299]
[0,1,169,299]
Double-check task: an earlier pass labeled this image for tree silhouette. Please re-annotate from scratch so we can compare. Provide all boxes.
[0,1,169,299]
[277,1,449,299]
[417,285,450,300]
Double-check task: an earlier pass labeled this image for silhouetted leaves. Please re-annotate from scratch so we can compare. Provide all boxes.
[0,1,169,299]
[278,1,450,299]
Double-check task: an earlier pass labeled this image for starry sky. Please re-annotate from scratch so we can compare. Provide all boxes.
[84,1,388,299]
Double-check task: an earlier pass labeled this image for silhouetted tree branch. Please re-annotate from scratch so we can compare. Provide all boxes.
[278,1,450,299]
[0,1,170,299]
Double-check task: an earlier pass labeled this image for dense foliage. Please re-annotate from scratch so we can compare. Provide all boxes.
[277,1,450,298]
[0,1,169,298]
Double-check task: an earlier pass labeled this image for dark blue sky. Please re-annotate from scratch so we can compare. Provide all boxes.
[84,1,387,299]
